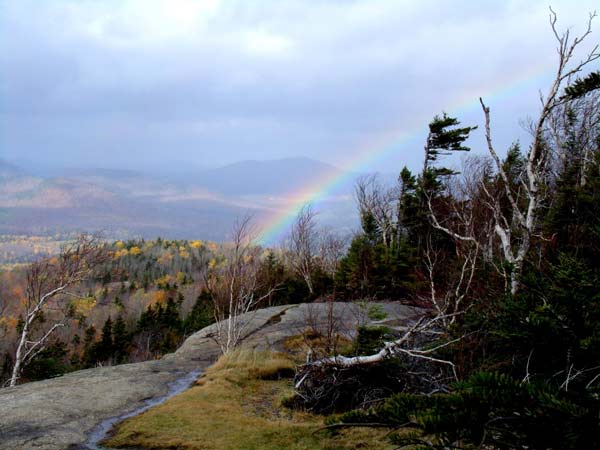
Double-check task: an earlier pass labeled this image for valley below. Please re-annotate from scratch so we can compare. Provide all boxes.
[0,158,361,246]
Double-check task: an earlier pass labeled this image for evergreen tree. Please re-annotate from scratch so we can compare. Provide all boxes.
[562,70,600,100]
[335,235,376,298]
[183,291,213,334]
[258,251,286,305]
[424,113,477,175]
[95,317,114,363]
[135,298,183,356]
[112,316,129,364]
[396,166,418,241]
[82,325,97,367]
[21,341,68,382]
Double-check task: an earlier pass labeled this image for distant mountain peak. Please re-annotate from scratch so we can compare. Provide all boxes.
[196,157,345,196]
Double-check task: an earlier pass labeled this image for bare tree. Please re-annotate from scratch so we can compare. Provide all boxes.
[423,236,479,328]
[287,204,319,295]
[9,234,106,387]
[206,216,277,353]
[417,157,497,332]
[317,227,348,278]
[479,9,599,295]
[355,174,398,247]
[429,12,599,296]
[300,301,347,362]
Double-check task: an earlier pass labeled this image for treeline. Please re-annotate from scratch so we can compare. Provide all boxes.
[294,24,600,449]
[327,98,600,446]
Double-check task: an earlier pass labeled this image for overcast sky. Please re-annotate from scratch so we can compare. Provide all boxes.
[1,0,598,173]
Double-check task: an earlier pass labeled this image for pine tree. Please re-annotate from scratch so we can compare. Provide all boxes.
[562,70,600,100]
[96,317,114,363]
[183,291,213,334]
[82,325,97,367]
[423,113,477,175]
[112,316,129,364]
[335,235,376,298]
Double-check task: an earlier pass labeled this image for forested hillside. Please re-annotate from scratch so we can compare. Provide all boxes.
[0,229,347,386]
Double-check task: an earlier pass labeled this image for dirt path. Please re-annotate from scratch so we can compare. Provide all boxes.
[0,302,419,450]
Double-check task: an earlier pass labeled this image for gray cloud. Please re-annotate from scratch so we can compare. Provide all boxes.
[1,0,598,171]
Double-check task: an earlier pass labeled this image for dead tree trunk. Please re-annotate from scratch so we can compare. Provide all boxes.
[479,9,598,295]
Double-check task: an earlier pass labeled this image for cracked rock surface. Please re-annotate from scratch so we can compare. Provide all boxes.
[0,302,420,450]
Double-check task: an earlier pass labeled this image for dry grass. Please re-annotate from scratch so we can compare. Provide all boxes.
[103,347,393,450]
[209,347,296,380]
[283,332,354,363]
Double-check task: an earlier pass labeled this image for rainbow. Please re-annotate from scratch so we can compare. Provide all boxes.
[256,64,553,246]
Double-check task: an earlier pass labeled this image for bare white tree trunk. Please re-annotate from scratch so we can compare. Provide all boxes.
[479,10,598,295]
[424,159,487,322]
[287,204,318,295]
[207,216,277,354]
[423,237,478,328]
[295,312,460,391]
[9,234,105,387]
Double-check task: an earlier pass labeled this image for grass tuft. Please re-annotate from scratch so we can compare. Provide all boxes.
[211,347,296,380]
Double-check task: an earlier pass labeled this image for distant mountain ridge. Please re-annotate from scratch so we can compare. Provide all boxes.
[196,157,345,195]
[0,157,362,240]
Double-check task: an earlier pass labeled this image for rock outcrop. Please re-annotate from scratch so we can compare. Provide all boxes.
[0,302,420,449]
